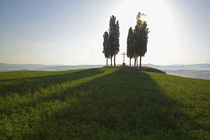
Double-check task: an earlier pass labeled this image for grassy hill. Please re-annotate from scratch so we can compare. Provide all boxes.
[0,68,209,139]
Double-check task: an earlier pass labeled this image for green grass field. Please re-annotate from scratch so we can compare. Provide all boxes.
[0,68,209,140]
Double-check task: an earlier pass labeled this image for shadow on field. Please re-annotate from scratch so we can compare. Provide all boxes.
[21,69,192,139]
[0,69,103,96]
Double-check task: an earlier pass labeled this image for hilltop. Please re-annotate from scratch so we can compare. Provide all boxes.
[104,66,166,74]
[0,68,209,139]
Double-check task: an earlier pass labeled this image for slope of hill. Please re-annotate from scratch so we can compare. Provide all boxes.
[0,68,209,139]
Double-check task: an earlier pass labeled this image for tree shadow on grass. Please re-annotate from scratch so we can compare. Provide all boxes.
[0,69,104,96]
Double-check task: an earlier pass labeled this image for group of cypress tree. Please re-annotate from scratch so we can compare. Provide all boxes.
[103,15,120,66]
[103,12,149,67]
[127,12,149,67]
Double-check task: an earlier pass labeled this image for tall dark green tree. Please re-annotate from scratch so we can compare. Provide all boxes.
[103,31,110,66]
[109,15,120,66]
[127,27,134,66]
[133,12,142,67]
[139,21,149,67]
[133,12,149,68]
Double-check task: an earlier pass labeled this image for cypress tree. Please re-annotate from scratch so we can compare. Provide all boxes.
[109,15,120,66]
[114,21,120,66]
[127,27,134,66]
[109,16,115,66]
[133,25,141,67]
[133,12,149,68]
[139,21,149,67]
[103,31,110,66]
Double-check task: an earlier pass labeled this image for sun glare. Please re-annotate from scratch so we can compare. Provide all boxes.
[112,0,179,65]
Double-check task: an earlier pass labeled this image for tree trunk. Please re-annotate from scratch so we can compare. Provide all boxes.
[111,57,112,66]
[136,57,138,67]
[136,58,138,67]
[134,58,137,67]
[106,58,108,67]
[132,59,134,67]
[139,56,142,68]
[129,58,131,66]
[114,55,116,66]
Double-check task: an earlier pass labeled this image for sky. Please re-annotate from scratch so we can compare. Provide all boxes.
[0,0,209,65]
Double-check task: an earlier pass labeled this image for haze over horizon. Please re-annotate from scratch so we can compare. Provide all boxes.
[0,0,209,65]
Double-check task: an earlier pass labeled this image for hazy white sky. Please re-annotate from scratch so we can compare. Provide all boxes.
[0,0,209,65]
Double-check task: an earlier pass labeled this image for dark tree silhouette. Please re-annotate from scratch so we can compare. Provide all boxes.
[139,21,149,67]
[127,27,134,66]
[109,15,120,66]
[102,15,120,67]
[103,31,110,66]
[114,21,120,66]
[133,12,149,68]
[133,12,142,67]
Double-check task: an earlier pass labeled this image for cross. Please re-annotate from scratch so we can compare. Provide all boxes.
[121,52,126,65]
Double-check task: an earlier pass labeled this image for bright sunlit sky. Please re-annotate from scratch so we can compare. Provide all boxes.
[0,0,209,65]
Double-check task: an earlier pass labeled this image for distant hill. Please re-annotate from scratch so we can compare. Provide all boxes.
[144,64,210,80]
[0,62,102,72]
[165,70,210,80]
[144,63,210,71]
